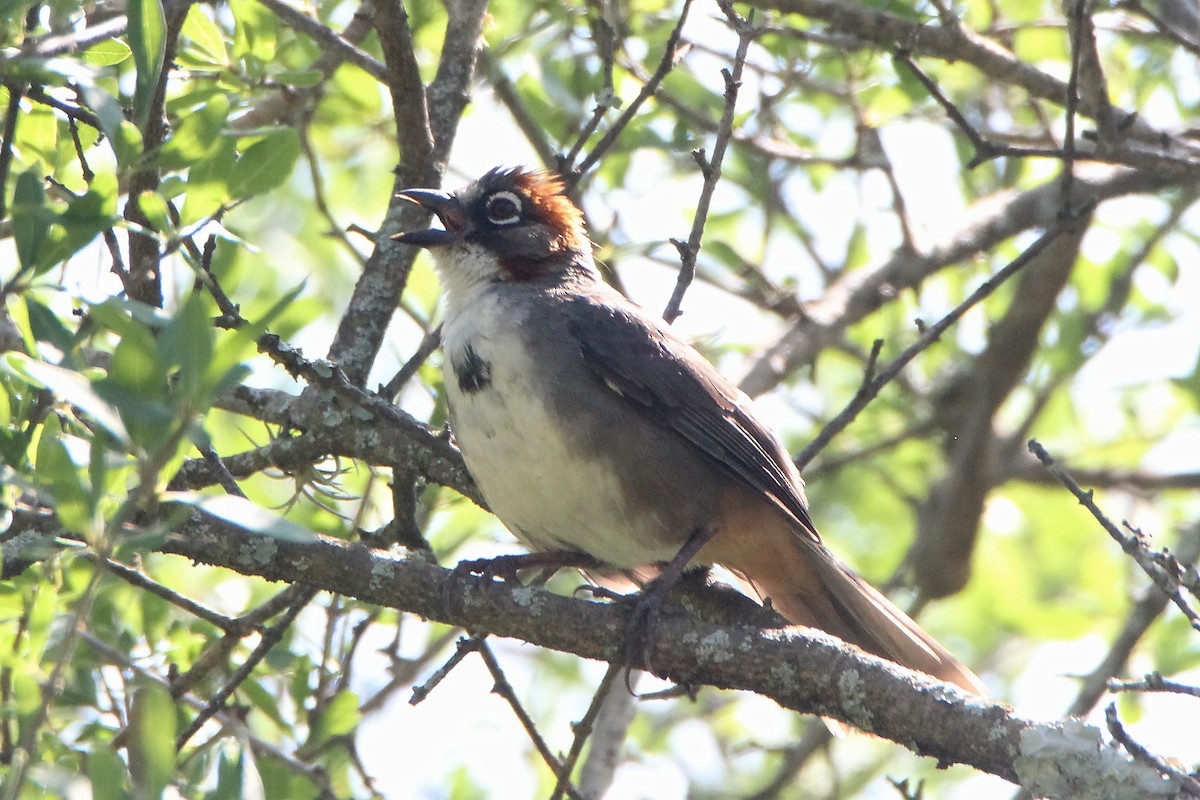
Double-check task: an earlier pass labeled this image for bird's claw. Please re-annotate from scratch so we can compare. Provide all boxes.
[623,577,674,674]
[443,552,599,618]
[577,579,673,674]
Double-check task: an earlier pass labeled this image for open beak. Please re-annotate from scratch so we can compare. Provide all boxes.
[392,189,467,246]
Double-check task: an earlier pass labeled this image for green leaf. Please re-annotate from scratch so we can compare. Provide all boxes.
[86,746,131,800]
[132,189,173,233]
[229,0,278,63]
[8,167,115,278]
[11,169,52,274]
[0,382,27,466]
[86,297,172,339]
[165,492,317,542]
[181,4,229,66]
[128,681,177,800]
[307,690,360,747]
[0,54,91,85]
[214,749,266,800]
[5,293,39,357]
[160,292,215,402]
[93,324,177,451]
[34,417,94,536]
[112,120,146,168]
[180,135,236,226]
[76,85,127,146]
[273,69,324,88]
[240,677,288,729]
[23,296,78,357]
[158,93,231,171]
[80,39,133,67]
[228,129,300,200]
[128,0,167,128]
[105,328,168,403]
[2,353,130,445]
[18,104,58,166]
[40,172,120,267]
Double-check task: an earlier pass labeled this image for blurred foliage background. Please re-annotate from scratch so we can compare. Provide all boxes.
[1,0,1199,796]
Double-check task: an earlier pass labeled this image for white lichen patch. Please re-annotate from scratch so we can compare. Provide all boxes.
[369,557,395,593]
[1014,720,1180,799]
[768,662,797,685]
[510,585,537,607]
[238,537,278,566]
[836,669,873,728]
[695,629,735,663]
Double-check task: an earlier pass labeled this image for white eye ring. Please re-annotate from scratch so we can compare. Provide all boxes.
[485,191,522,225]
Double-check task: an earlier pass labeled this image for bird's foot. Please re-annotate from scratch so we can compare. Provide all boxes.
[443,552,599,616]
[623,575,675,673]
[592,527,719,676]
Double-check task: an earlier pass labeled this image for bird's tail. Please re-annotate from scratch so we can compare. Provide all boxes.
[707,511,985,695]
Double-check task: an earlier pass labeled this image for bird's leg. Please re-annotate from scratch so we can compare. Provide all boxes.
[625,526,717,672]
[443,552,601,617]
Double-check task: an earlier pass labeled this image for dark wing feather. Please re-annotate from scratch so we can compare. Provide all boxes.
[563,293,820,542]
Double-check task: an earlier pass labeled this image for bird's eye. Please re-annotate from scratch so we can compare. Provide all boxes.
[484,191,522,225]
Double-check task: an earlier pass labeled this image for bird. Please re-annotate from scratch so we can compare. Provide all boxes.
[392,166,984,695]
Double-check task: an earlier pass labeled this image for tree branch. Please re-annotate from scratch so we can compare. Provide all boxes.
[738,169,1173,396]
[82,508,1192,796]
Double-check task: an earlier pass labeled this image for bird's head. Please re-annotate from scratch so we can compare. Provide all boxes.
[393,167,590,285]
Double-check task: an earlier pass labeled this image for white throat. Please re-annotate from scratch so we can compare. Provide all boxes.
[430,243,504,309]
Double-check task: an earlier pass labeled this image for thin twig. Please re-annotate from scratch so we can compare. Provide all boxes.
[88,555,240,632]
[8,558,107,796]
[176,586,318,749]
[66,118,95,182]
[298,116,368,267]
[572,0,694,179]
[335,608,381,694]
[791,209,1091,471]
[550,663,624,800]
[81,631,334,789]
[256,0,386,79]
[1061,0,1089,214]
[1105,703,1200,796]
[22,84,103,130]
[477,642,587,800]
[662,5,754,323]
[1108,673,1200,698]
[744,721,833,799]
[1115,0,1200,57]
[0,83,24,222]
[562,2,620,167]
[356,627,459,714]
[1063,529,1200,718]
[409,633,486,705]
[894,50,1064,169]
[381,324,442,400]
[199,443,249,498]
[1027,440,1200,631]
[481,51,559,168]
[102,229,130,289]
[26,15,128,57]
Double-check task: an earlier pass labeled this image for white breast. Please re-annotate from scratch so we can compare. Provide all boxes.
[439,273,676,567]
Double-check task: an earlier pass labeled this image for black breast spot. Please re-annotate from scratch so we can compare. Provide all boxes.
[453,344,492,393]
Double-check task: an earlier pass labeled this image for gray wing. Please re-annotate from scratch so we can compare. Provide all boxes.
[562,293,820,542]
